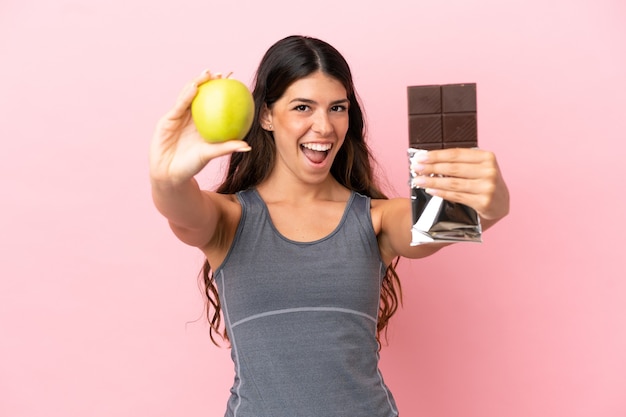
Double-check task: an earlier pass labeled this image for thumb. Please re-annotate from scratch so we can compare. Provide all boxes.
[200,140,252,162]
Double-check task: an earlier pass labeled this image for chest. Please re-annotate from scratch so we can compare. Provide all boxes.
[265,201,347,242]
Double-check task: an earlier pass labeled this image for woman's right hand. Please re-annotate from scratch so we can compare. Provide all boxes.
[149,70,251,186]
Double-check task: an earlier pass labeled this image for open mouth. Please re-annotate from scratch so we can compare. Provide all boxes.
[301,143,332,164]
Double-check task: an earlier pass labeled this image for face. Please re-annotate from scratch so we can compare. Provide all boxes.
[261,71,350,185]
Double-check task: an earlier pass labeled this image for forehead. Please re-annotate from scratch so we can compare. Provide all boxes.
[281,71,347,101]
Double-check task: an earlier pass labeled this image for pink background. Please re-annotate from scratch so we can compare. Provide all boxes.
[1,0,625,416]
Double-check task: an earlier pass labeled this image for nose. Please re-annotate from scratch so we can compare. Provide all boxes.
[311,110,333,137]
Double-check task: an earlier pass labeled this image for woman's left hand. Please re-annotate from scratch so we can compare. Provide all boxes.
[410,148,510,226]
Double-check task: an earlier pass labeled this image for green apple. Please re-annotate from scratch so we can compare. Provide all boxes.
[191,78,255,142]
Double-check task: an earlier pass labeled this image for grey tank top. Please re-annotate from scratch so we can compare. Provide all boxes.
[214,189,399,417]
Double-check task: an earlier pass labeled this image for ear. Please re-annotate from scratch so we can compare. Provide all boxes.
[259,103,273,131]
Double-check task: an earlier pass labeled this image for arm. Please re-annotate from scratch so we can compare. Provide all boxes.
[149,70,251,248]
[376,147,510,263]
[151,178,222,248]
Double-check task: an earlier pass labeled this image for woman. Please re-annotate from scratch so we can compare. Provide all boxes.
[150,35,509,417]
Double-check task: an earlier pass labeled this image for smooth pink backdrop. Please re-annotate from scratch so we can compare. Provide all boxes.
[1,0,625,416]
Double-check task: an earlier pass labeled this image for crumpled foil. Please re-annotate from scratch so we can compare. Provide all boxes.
[408,148,482,245]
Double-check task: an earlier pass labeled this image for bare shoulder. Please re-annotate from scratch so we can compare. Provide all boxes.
[371,197,411,217]
[204,190,242,230]
[204,190,240,209]
[370,197,409,208]
[370,196,410,231]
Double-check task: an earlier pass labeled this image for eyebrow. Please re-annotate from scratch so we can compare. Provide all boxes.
[289,98,350,106]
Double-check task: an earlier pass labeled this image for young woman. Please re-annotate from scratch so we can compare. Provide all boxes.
[150,35,509,417]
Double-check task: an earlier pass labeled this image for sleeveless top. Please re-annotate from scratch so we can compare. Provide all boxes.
[214,189,399,417]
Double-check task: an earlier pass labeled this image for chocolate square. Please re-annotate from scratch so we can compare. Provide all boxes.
[442,113,477,144]
[442,84,476,112]
[407,85,441,115]
[409,114,442,145]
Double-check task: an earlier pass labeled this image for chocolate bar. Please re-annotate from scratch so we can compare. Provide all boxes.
[407,83,477,150]
[407,83,482,245]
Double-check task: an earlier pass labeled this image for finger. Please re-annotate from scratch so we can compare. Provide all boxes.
[167,70,216,120]
[425,186,491,213]
[413,161,485,180]
[425,187,472,206]
[412,149,498,179]
[198,140,252,163]
[418,175,480,195]
[423,179,486,209]
[167,83,198,120]
[416,147,485,164]
[422,171,500,208]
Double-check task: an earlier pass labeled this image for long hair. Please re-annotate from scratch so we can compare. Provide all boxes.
[202,35,402,347]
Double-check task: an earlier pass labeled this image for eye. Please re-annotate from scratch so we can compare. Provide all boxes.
[331,105,348,112]
[294,104,310,112]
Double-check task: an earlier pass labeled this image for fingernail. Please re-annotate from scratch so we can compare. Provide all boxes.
[236,146,252,152]
[413,177,427,186]
[412,163,425,172]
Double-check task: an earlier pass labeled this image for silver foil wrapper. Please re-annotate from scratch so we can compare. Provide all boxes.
[408,148,482,245]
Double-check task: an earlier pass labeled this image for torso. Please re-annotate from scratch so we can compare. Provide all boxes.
[212,188,399,417]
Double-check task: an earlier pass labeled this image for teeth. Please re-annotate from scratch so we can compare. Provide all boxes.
[302,143,332,152]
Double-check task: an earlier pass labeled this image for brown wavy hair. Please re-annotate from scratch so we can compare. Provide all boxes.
[201,35,402,348]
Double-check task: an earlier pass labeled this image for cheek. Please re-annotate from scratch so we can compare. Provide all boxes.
[278,117,309,134]
[338,119,350,138]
